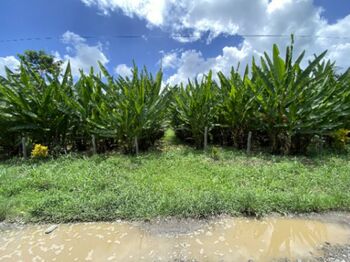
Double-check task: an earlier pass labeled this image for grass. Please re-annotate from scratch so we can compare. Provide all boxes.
[1,132,350,223]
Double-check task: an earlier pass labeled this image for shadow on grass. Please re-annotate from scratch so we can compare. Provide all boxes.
[1,129,349,169]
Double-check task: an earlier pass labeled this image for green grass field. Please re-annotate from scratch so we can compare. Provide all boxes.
[1,132,350,223]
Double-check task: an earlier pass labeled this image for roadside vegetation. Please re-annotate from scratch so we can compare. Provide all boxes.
[1,37,349,158]
[1,135,350,223]
[1,38,350,223]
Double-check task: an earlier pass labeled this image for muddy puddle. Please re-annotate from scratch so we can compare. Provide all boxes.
[1,217,350,262]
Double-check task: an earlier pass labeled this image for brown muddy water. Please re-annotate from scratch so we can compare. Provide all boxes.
[1,217,350,262]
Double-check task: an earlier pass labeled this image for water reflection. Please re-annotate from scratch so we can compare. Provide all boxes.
[0,218,349,261]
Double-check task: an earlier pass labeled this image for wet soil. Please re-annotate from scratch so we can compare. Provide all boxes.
[0,212,350,262]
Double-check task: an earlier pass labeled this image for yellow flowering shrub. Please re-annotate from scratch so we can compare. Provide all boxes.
[31,144,49,158]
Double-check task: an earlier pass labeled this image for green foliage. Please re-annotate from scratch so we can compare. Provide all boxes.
[330,129,350,151]
[1,41,350,157]
[0,64,73,153]
[171,39,350,155]
[0,197,7,221]
[91,64,171,153]
[0,56,170,156]
[210,146,220,161]
[216,66,256,148]
[0,113,18,158]
[249,42,350,154]
[18,50,63,76]
[62,67,108,152]
[172,71,219,148]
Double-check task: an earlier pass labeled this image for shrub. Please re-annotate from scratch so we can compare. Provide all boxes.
[31,144,49,158]
[0,63,74,151]
[210,146,220,161]
[216,66,257,148]
[249,39,350,154]
[329,129,350,151]
[91,64,172,153]
[172,71,219,148]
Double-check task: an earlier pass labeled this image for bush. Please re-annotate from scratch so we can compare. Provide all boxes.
[91,64,172,153]
[172,71,219,148]
[0,64,73,152]
[329,129,350,151]
[216,66,257,149]
[249,40,350,154]
[31,144,49,159]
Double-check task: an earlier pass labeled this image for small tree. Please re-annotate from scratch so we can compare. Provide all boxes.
[17,50,62,77]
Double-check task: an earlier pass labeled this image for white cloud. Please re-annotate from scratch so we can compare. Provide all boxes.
[161,52,180,69]
[0,56,20,77]
[115,64,132,78]
[58,31,109,77]
[61,31,86,45]
[79,0,268,40]
[316,15,350,71]
[165,42,253,85]
[151,0,348,83]
[81,0,167,26]
[0,32,109,78]
[82,0,350,82]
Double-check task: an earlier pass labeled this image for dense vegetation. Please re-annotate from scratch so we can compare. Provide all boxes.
[172,43,350,154]
[1,40,350,158]
[1,41,350,222]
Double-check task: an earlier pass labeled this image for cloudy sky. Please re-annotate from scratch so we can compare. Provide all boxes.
[0,0,349,84]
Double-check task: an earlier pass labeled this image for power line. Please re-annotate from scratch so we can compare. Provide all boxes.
[241,34,350,39]
[0,35,147,43]
[1,34,350,44]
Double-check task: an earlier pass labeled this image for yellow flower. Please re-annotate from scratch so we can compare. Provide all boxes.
[31,144,49,158]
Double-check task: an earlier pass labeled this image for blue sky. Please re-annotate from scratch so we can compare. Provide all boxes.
[0,0,350,83]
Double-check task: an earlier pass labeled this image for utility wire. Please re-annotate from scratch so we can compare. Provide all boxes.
[1,34,350,43]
